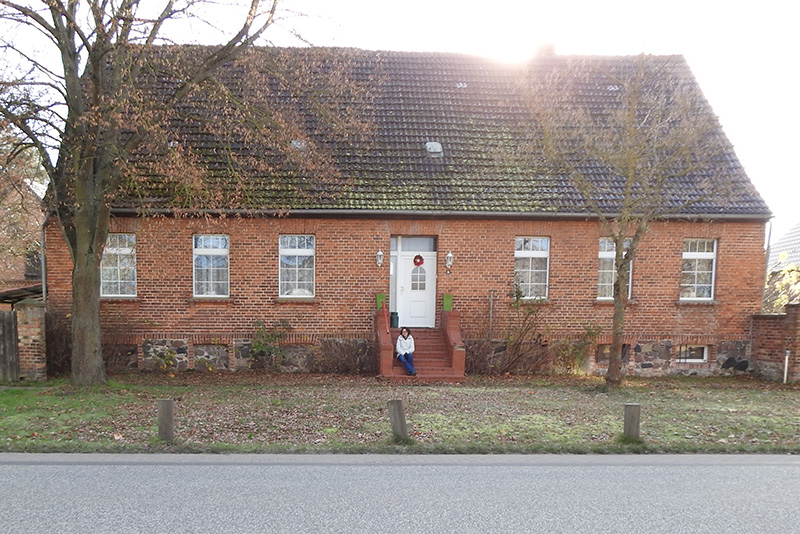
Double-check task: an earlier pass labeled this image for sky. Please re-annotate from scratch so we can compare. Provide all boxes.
[209,0,800,243]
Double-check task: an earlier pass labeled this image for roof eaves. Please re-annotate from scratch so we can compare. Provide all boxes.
[110,206,772,221]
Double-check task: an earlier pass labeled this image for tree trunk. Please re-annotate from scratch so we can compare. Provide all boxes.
[70,245,106,385]
[66,175,110,386]
[605,296,625,388]
[605,244,630,388]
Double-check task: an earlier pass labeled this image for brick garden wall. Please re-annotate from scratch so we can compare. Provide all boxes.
[751,304,800,381]
[44,216,768,373]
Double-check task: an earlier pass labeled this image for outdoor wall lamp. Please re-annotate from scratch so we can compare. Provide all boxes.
[445,251,454,269]
[376,249,384,267]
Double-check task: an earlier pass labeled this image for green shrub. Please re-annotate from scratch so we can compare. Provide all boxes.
[249,320,292,370]
[150,347,176,371]
[552,324,603,375]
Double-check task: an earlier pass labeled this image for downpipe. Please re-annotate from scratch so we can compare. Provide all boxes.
[784,350,791,384]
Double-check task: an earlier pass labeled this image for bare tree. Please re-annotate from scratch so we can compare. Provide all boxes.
[0,1,369,385]
[517,53,756,387]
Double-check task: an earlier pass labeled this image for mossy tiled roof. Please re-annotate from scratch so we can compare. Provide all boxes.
[121,47,771,219]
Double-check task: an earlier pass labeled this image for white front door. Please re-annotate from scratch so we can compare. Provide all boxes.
[397,250,437,328]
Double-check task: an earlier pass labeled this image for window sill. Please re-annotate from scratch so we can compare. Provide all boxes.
[676,299,718,306]
[101,296,138,301]
[276,297,317,304]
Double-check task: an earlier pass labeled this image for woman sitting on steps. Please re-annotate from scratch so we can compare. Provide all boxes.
[395,327,417,376]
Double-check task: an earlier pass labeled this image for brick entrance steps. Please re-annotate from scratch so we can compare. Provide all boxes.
[386,328,461,382]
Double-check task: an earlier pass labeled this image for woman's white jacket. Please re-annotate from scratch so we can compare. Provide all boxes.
[396,335,415,355]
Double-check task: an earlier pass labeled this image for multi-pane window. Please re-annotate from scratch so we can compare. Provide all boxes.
[680,239,716,300]
[101,233,136,297]
[598,238,632,300]
[514,237,549,299]
[677,345,708,363]
[193,235,229,297]
[279,235,315,297]
[411,266,426,291]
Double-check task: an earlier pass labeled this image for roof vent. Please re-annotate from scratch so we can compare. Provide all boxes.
[425,141,444,157]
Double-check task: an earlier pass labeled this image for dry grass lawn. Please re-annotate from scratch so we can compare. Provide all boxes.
[2,372,799,454]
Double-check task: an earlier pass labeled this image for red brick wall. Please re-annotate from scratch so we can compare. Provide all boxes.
[752,304,800,381]
[46,216,390,338]
[437,218,766,343]
[45,216,767,363]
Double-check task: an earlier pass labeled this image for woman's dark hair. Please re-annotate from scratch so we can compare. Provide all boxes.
[400,327,411,336]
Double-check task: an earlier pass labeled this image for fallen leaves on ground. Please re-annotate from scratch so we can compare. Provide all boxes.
[3,372,800,452]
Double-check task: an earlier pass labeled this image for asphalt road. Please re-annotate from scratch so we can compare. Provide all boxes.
[1,454,799,533]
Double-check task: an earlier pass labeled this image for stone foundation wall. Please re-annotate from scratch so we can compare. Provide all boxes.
[133,336,319,373]
[40,303,799,381]
[591,338,751,378]
[195,343,230,371]
[142,339,189,371]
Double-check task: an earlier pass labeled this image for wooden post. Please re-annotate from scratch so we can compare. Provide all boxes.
[157,399,175,442]
[387,399,408,440]
[0,310,19,382]
[624,403,641,439]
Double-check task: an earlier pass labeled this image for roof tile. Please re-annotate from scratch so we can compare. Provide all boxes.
[120,48,770,218]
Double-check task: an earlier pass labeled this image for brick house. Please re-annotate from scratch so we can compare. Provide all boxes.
[43,48,771,379]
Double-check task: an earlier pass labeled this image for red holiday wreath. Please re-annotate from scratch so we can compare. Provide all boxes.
[413,255,424,266]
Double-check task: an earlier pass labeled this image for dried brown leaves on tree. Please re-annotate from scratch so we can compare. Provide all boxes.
[0,1,374,385]
[0,122,44,273]
[120,46,376,213]
[515,53,750,386]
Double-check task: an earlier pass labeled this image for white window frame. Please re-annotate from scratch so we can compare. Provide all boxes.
[279,234,315,298]
[101,233,137,297]
[597,237,632,300]
[193,234,229,298]
[680,238,716,301]
[514,237,550,299]
[677,345,708,363]
[411,265,427,291]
